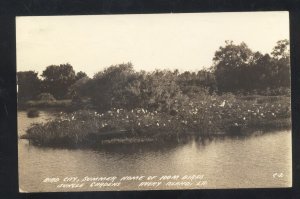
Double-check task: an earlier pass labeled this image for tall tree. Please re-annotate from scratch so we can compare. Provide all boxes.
[41,63,76,99]
[17,71,41,102]
[271,39,290,88]
[212,41,253,92]
[247,52,273,89]
[90,62,140,111]
[75,71,88,81]
[271,39,290,60]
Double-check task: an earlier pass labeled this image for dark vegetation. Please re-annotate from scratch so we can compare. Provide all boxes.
[18,40,291,147]
[27,108,39,118]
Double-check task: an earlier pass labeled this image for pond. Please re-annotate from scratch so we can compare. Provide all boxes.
[18,111,292,192]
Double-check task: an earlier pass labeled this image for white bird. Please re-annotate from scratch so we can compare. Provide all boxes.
[219,100,226,107]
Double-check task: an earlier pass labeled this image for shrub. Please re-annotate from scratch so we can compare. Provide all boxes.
[86,64,188,113]
[88,63,141,111]
[27,108,40,118]
[140,70,188,112]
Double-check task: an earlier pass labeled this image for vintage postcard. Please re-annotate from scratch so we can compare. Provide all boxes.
[17,12,291,192]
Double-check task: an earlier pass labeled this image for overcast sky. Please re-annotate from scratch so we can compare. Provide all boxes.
[16,12,289,77]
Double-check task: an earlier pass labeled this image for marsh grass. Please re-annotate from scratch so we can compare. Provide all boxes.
[23,95,291,147]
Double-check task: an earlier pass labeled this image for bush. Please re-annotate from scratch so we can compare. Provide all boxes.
[140,70,188,112]
[36,93,56,101]
[27,108,40,118]
[88,63,141,111]
[86,64,188,113]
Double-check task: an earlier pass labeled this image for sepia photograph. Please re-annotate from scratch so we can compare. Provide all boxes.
[16,12,291,192]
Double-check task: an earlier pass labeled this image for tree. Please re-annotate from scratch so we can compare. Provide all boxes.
[68,76,91,98]
[211,39,290,93]
[271,39,290,60]
[271,39,290,88]
[89,62,141,111]
[41,63,76,99]
[86,63,188,112]
[247,52,273,89]
[177,70,216,97]
[140,70,188,112]
[212,41,253,92]
[17,71,41,102]
[75,71,88,81]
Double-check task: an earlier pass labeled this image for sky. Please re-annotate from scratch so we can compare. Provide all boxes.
[16,11,289,77]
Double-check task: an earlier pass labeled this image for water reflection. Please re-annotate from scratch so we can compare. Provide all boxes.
[18,111,292,192]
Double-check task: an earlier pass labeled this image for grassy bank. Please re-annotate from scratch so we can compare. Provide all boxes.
[21,94,291,148]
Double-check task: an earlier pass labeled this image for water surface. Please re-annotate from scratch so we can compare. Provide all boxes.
[18,111,292,192]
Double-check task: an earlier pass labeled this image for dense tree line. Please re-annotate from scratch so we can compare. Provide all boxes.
[17,64,87,101]
[17,40,290,112]
[213,39,290,92]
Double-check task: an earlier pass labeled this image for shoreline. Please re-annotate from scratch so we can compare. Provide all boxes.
[20,119,291,148]
[20,128,291,150]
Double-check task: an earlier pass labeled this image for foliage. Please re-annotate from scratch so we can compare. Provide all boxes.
[83,64,189,113]
[140,70,188,112]
[87,62,141,111]
[75,71,88,81]
[41,63,76,99]
[17,71,41,102]
[177,70,216,98]
[17,39,290,113]
[68,76,91,98]
[213,41,253,92]
[271,39,290,59]
[27,108,40,118]
[212,40,290,93]
[270,39,291,88]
